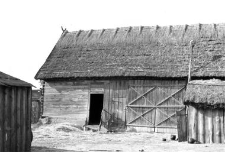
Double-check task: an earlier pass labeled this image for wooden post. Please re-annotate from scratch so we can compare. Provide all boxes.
[188,40,195,83]
[176,108,187,142]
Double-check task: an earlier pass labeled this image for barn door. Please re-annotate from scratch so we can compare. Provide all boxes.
[126,85,185,132]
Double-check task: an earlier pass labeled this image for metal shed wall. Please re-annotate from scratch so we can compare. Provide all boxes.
[0,85,32,152]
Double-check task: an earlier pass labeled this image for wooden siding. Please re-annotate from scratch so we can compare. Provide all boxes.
[44,81,89,125]
[0,85,32,152]
[44,79,186,133]
[188,106,225,143]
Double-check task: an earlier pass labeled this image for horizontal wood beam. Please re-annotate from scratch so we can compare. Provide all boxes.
[129,85,185,87]
[155,126,177,128]
[127,105,185,108]
[126,124,154,127]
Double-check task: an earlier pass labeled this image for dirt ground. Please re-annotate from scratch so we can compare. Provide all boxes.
[31,123,225,152]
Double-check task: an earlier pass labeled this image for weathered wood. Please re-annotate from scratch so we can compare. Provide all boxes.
[4,87,10,152]
[11,88,16,152]
[208,109,213,143]
[16,88,21,152]
[0,86,4,152]
[176,108,187,142]
[192,106,198,141]
[214,109,221,143]
[222,109,225,143]
[127,105,184,108]
[26,88,32,151]
[198,108,204,143]
[44,81,89,125]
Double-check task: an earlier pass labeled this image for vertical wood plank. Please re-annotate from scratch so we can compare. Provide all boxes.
[0,86,4,152]
[4,87,11,152]
[208,109,213,143]
[192,106,198,140]
[198,108,204,143]
[16,88,21,152]
[221,109,225,143]
[176,108,187,142]
[11,88,17,152]
[204,109,209,143]
[26,88,32,151]
[20,88,26,152]
[214,109,221,143]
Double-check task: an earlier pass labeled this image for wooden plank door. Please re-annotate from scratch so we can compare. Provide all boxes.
[126,86,157,131]
[126,85,185,132]
[154,86,185,132]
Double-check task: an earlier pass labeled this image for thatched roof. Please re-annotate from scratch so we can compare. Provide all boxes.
[0,71,32,87]
[184,79,225,108]
[35,23,225,80]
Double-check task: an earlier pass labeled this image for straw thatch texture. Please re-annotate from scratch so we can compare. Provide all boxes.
[0,71,32,86]
[184,79,225,108]
[35,23,225,80]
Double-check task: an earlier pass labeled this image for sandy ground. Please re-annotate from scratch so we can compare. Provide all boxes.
[31,123,225,152]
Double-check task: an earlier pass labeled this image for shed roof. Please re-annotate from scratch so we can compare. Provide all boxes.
[35,23,225,80]
[0,71,32,87]
[184,79,225,108]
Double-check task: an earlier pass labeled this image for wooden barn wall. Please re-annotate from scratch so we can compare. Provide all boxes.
[44,79,186,133]
[188,106,225,143]
[44,81,89,125]
[0,85,32,152]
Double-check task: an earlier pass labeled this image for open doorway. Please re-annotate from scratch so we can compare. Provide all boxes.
[88,94,104,125]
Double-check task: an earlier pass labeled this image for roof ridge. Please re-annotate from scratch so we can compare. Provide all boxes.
[67,23,225,33]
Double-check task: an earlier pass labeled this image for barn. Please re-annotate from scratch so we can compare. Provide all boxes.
[184,79,225,143]
[35,23,225,133]
[0,71,32,152]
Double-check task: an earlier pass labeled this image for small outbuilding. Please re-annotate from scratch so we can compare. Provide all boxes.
[0,71,33,152]
[184,79,225,143]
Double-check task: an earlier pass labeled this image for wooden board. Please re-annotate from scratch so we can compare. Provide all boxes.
[176,108,187,142]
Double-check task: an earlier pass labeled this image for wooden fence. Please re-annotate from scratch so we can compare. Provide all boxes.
[31,100,42,124]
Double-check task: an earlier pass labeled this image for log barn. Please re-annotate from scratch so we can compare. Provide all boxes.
[0,71,32,152]
[35,23,225,133]
[184,79,225,143]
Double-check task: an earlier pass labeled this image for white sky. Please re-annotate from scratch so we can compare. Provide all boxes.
[0,0,225,88]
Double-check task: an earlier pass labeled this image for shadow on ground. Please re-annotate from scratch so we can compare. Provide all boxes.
[31,146,86,152]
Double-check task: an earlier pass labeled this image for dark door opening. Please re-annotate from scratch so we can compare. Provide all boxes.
[88,94,104,125]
